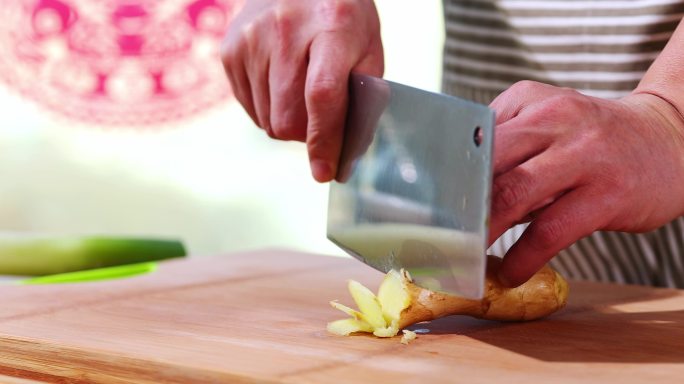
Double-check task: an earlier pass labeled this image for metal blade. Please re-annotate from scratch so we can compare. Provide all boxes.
[327,74,495,299]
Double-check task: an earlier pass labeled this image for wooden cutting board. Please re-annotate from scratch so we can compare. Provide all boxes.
[1,249,683,383]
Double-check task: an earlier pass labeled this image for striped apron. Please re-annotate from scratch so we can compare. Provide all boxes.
[442,0,684,288]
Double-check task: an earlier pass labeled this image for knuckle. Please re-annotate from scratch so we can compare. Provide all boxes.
[523,95,578,128]
[253,103,271,131]
[242,22,261,54]
[307,77,344,106]
[273,8,296,48]
[544,94,568,111]
[271,117,305,141]
[509,80,543,96]
[527,218,565,251]
[541,91,588,118]
[317,0,359,29]
[493,174,531,216]
[307,132,335,158]
[307,118,342,152]
[223,23,258,58]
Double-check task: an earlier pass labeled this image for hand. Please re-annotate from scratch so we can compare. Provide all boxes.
[221,0,384,182]
[489,81,684,287]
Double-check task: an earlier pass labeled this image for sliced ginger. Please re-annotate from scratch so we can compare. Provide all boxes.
[327,256,569,339]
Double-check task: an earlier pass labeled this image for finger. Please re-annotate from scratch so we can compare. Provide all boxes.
[305,32,358,182]
[493,117,553,176]
[497,186,607,287]
[515,195,559,224]
[488,151,579,245]
[490,80,562,125]
[492,83,568,177]
[238,20,274,135]
[232,62,260,127]
[268,31,308,141]
[221,39,259,126]
[246,56,272,136]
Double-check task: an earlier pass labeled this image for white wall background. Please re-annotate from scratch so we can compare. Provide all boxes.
[0,1,444,258]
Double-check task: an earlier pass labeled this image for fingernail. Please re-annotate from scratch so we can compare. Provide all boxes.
[310,160,332,182]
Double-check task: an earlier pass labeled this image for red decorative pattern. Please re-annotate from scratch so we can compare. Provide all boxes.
[0,0,237,126]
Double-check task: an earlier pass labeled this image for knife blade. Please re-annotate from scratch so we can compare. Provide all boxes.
[327,74,495,299]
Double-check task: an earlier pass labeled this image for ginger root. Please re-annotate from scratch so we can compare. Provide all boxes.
[327,256,569,338]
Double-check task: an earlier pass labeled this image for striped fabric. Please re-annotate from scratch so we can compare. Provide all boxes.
[442,0,684,102]
[441,0,684,288]
[488,220,684,288]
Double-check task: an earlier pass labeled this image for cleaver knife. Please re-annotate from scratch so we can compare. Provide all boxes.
[327,74,495,299]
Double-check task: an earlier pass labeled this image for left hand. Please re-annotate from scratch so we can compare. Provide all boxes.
[489,80,684,287]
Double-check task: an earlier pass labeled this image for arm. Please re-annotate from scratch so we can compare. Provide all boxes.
[221,0,384,182]
[490,20,684,287]
[634,19,684,121]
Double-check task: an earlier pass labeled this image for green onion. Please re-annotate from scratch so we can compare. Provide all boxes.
[0,236,186,276]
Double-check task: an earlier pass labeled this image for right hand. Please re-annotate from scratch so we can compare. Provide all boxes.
[221,0,385,182]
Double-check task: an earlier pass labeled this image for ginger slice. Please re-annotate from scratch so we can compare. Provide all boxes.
[327,318,374,335]
[400,330,417,345]
[346,280,386,329]
[328,256,569,339]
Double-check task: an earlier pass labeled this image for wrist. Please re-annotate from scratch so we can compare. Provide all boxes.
[622,90,684,218]
[622,91,684,140]
[629,89,684,130]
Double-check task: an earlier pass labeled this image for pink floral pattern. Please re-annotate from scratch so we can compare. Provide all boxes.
[0,0,237,126]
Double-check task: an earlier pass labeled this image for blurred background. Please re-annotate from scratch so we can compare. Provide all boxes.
[0,0,444,258]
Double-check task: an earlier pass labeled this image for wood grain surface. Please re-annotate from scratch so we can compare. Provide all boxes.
[1,249,683,383]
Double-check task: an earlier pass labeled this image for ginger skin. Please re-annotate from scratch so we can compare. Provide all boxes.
[328,256,569,338]
[398,256,569,329]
